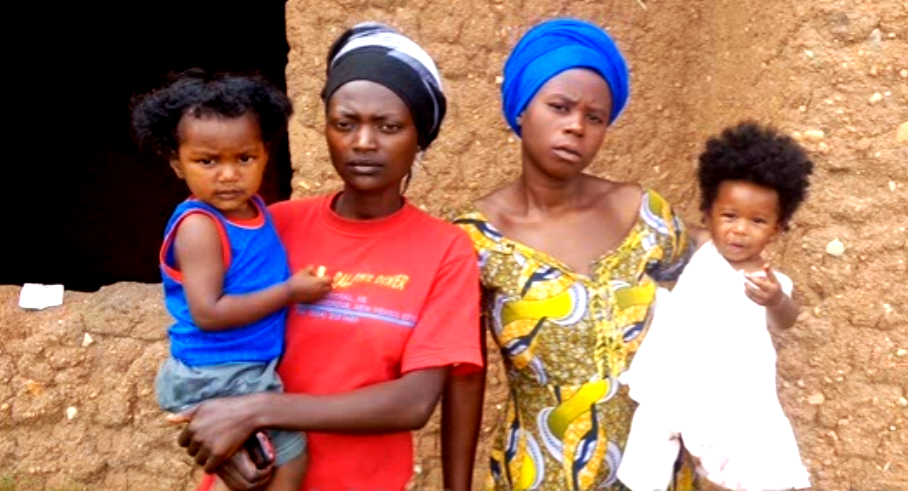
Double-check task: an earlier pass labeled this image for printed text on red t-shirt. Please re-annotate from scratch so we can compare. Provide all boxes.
[331,271,410,290]
[296,290,418,328]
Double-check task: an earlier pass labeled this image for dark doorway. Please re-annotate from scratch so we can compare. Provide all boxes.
[7,1,291,292]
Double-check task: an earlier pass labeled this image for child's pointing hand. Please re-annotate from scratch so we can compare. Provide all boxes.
[743,264,784,307]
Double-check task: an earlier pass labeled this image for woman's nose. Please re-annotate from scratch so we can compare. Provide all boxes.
[563,111,585,137]
[353,126,378,151]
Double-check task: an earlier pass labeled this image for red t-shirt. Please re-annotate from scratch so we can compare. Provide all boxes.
[198,194,482,491]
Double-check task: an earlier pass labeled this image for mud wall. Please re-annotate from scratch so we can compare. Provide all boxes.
[2,0,906,489]
[285,1,907,486]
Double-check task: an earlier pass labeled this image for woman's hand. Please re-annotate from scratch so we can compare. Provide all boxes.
[215,450,275,491]
[167,394,264,472]
[286,265,333,303]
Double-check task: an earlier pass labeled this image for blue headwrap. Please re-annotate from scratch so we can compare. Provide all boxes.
[501,18,630,135]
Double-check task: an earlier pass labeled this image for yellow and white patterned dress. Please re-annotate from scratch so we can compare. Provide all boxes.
[454,189,703,491]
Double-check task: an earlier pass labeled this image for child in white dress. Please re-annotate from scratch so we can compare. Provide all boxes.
[618,121,814,491]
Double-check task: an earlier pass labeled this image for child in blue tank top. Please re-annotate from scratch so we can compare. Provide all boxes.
[132,69,331,491]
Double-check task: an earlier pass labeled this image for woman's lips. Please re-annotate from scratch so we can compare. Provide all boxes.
[347,161,383,175]
[552,147,581,163]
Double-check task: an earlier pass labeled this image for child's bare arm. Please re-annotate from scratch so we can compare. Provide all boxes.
[766,293,799,330]
[743,264,799,330]
[174,214,331,331]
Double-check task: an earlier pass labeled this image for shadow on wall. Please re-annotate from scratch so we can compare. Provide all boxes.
[6,1,292,292]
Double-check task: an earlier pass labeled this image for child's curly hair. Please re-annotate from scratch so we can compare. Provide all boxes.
[698,121,814,228]
[131,68,293,158]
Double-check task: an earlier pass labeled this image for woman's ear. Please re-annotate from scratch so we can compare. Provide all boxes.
[412,150,425,177]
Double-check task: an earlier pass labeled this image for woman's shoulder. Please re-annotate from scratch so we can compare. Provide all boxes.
[587,177,679,222]
[408,203,476,250]
[268,194,326,213]
[584,178,688,244]
[267,194,329,230]
[442,198,507,256]
[449,182,521,228]
[445,202,482,224]
[585,176,644,208]
[583,176,676,206]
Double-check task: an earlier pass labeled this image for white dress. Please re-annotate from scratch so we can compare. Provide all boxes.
[617,241,811,491]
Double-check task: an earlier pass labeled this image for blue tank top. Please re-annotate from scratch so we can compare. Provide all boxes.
[160,196,290,366]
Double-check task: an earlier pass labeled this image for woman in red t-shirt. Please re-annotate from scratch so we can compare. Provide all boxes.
[170,22,485,491]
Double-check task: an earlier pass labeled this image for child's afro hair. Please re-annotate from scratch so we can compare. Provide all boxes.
[131,68,293,158]
[698,121,814,228]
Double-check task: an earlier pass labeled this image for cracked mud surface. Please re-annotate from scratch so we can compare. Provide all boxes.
[2,0,907,489]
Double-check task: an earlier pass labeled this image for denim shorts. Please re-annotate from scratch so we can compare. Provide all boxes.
[156,356,305,466]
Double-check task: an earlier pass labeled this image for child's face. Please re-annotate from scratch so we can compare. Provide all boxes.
[705,180,782,270]
[170,113,268,220]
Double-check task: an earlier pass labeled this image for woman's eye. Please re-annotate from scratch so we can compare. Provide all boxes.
[380,123,401,132]
[548,103,567,112]
[586,114,604,124]
[335,121,352,130]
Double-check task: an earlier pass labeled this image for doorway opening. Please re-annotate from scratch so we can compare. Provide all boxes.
[7,1,292,292]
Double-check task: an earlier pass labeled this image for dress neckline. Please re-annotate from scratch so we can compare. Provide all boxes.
[463,200,646,282]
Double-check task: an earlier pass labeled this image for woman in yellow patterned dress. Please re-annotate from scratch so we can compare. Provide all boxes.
[451,19,706,490]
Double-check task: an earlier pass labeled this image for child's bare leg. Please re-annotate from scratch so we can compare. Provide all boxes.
[262,452,308,491]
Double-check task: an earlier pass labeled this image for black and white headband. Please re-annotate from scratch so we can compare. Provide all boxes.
[321,22,447,149]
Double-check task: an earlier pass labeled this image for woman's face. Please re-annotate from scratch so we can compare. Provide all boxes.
[518,69,612,180]
[325,81,419,194]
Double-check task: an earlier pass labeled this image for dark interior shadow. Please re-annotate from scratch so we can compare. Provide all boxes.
[7,1,292,291]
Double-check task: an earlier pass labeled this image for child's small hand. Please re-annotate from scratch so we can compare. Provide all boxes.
[286,265,332,303]
[743,264,784,307]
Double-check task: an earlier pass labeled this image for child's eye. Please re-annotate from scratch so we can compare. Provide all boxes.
[586,114,604,124]
[196,158,215,166]
[239,155,256,164]
[753,218,767,224]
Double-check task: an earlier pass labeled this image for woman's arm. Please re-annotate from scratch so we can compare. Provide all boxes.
[441,327,487,491]
[174,234,483,473]
[174,367,448,472]
[643,191,695,283]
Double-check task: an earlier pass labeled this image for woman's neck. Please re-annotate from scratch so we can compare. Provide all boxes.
[332,187,405,220]
[513,166,587,215]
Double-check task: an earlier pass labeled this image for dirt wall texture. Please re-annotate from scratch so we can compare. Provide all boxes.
[2,0,907,490]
